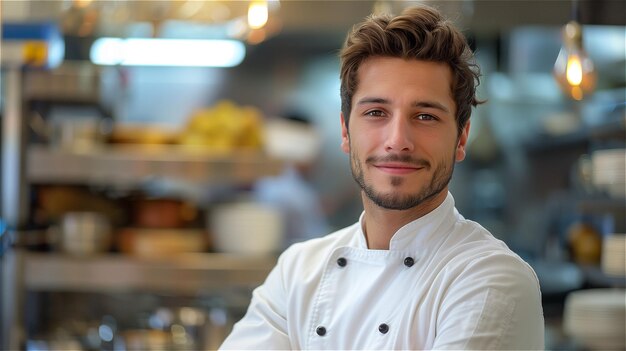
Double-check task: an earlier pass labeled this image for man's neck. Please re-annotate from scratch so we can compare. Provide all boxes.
[361,189,448,250]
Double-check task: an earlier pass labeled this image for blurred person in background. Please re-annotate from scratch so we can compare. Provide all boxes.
[253,112,330,248]
[221,4,544,350]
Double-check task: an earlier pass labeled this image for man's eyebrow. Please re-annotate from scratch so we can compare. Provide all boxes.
[357,97,451,114]
[357,97,390,105]
[412,101,451,114]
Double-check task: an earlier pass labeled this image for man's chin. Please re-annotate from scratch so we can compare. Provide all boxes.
[364,184,448,211]
[364,190,423,211]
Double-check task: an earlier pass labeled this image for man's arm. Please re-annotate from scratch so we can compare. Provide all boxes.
[432,254,545,350]
[219,254,291,350]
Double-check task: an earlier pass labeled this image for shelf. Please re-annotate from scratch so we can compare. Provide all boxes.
[25,94,103,106]
[576,196,626,212]
[27,145,283,186]
[579,264,626,288]
[22,251,276,294]
[524,118,626,153]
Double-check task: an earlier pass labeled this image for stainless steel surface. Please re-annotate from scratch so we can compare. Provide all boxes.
[2,68,29,229]
[1,249,25,350]
[27,145,283,186]
[149,307,209,350]
[23,62,100,103]
[1,65,30,351]
[23,252,276,294]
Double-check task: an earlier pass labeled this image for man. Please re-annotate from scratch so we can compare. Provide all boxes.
[221,5,544,350]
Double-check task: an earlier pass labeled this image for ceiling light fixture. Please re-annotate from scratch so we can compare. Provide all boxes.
[89,38,246,67]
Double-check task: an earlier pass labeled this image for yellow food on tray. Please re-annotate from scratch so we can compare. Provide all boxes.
[180,100,264,152]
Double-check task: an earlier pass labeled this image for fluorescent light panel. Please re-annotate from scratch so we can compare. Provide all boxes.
[90,38,245,67]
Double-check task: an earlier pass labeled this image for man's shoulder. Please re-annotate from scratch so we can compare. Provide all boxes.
[442,217,540,288]
[450,216,516,255]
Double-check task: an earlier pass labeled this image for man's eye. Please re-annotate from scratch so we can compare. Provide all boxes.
[365,110,385,117]
[416,113,436,121]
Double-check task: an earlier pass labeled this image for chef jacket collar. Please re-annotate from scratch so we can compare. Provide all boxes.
[356,192,457,251]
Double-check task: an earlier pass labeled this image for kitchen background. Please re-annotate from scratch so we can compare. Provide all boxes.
[1,0,624,350]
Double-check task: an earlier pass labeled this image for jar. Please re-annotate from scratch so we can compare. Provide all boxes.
[568,221,602,264]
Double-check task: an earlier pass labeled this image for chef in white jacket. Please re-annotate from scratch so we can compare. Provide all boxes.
[220,4,544,350]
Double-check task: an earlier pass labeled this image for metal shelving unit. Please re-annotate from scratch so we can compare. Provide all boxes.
[7,145,284,347]
[22,251,276,294]
[27,145,283,186]
[3,127,284,349]
[0,46,287,349]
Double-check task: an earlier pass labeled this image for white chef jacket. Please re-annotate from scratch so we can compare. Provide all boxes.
[220,192,544,350]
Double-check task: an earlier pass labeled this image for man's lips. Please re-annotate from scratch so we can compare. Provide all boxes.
[373,162,425,175]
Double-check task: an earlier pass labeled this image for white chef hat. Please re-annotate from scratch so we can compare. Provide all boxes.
[264,117,321,164]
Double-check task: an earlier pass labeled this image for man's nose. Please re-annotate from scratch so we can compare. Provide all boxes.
[384,116,414,152]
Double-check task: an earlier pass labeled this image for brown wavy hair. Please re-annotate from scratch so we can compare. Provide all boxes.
[339,5,482,134]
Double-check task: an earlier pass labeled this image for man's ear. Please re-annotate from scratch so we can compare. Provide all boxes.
[455,121,470,162]
[340,112,350,154]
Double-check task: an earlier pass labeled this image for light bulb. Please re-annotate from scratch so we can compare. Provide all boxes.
[553,21,596,101]
[248,1,269,30]
[566,55,583,86]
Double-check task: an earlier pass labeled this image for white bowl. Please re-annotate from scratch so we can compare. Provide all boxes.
[209,202,284,255]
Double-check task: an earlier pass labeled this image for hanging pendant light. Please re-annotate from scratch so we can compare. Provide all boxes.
[553,2,596,101]
[248,1,269,30]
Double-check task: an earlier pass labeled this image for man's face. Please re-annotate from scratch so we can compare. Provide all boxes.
[341,57,470,211]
